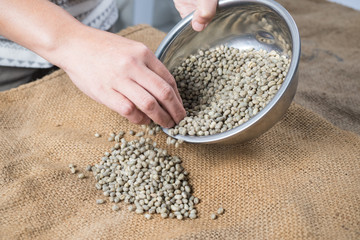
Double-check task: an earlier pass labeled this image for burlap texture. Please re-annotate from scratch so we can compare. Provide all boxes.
[1,0,359,239]
[289,0,360,134]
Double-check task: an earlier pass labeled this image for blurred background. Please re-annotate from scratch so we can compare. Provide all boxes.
[112,0,360,34]
[113,0,182,33]
[328,0,360,10]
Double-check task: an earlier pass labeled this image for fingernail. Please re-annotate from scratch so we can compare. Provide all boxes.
[192,21,205,32]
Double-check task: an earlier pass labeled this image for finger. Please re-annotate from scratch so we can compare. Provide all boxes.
[115,79,175,128]
[173,0,197,18]
[133,65,186,124]
[102,88,151,125]
[192,0,218,32]
[145,54,183,104]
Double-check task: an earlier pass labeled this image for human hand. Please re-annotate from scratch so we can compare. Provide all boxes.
[173,0,218,31]
[57,27,186,128]
[0,0,186,128]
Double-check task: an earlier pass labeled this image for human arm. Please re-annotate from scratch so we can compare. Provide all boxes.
[0,0,186,127]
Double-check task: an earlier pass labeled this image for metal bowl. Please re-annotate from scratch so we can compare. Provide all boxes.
[155,0,300,144]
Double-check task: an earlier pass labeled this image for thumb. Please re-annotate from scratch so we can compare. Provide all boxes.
[192,0,218,32]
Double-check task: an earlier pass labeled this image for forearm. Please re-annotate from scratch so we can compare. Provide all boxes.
[0,0,186,127]
[0,0,87,68]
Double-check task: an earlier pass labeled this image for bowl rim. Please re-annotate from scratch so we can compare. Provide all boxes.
[156,0,301,144]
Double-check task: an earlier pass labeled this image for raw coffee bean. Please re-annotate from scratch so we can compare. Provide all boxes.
[168,46,290,136]
[217,207,225,215]
[112,205,120,211]
[92,134,200,219]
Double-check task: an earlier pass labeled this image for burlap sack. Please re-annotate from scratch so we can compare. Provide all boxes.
[1,0,359,239]
[288,0,360,134]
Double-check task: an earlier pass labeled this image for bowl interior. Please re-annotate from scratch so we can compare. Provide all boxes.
[156,0,300,144]
[159,1,293,71]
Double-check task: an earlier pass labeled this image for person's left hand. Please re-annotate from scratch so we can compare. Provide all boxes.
[173,0,218,32]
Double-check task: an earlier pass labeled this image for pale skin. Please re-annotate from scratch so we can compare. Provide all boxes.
[0,0,217,127]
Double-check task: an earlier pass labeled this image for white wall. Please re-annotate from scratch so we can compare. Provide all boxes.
[328,0,360,11]
[114,0,181,32]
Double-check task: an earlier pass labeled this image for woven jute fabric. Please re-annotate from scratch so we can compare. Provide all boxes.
[288,0,360,135]
[1,0,359,239]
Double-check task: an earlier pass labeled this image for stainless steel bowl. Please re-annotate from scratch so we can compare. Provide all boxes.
[155,0,300,144]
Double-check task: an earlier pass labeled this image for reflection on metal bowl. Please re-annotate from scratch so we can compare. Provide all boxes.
[155,0,301,144]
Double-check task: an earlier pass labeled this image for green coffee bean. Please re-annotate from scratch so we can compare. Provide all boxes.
[168,46,290,136]
[217,207,224,215]
[85,165,92,171]
[93,135,199,219]
[112,205,120,211]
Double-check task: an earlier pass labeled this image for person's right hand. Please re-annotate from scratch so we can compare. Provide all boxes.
[57,27,186,127]
[0,0,187,128]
